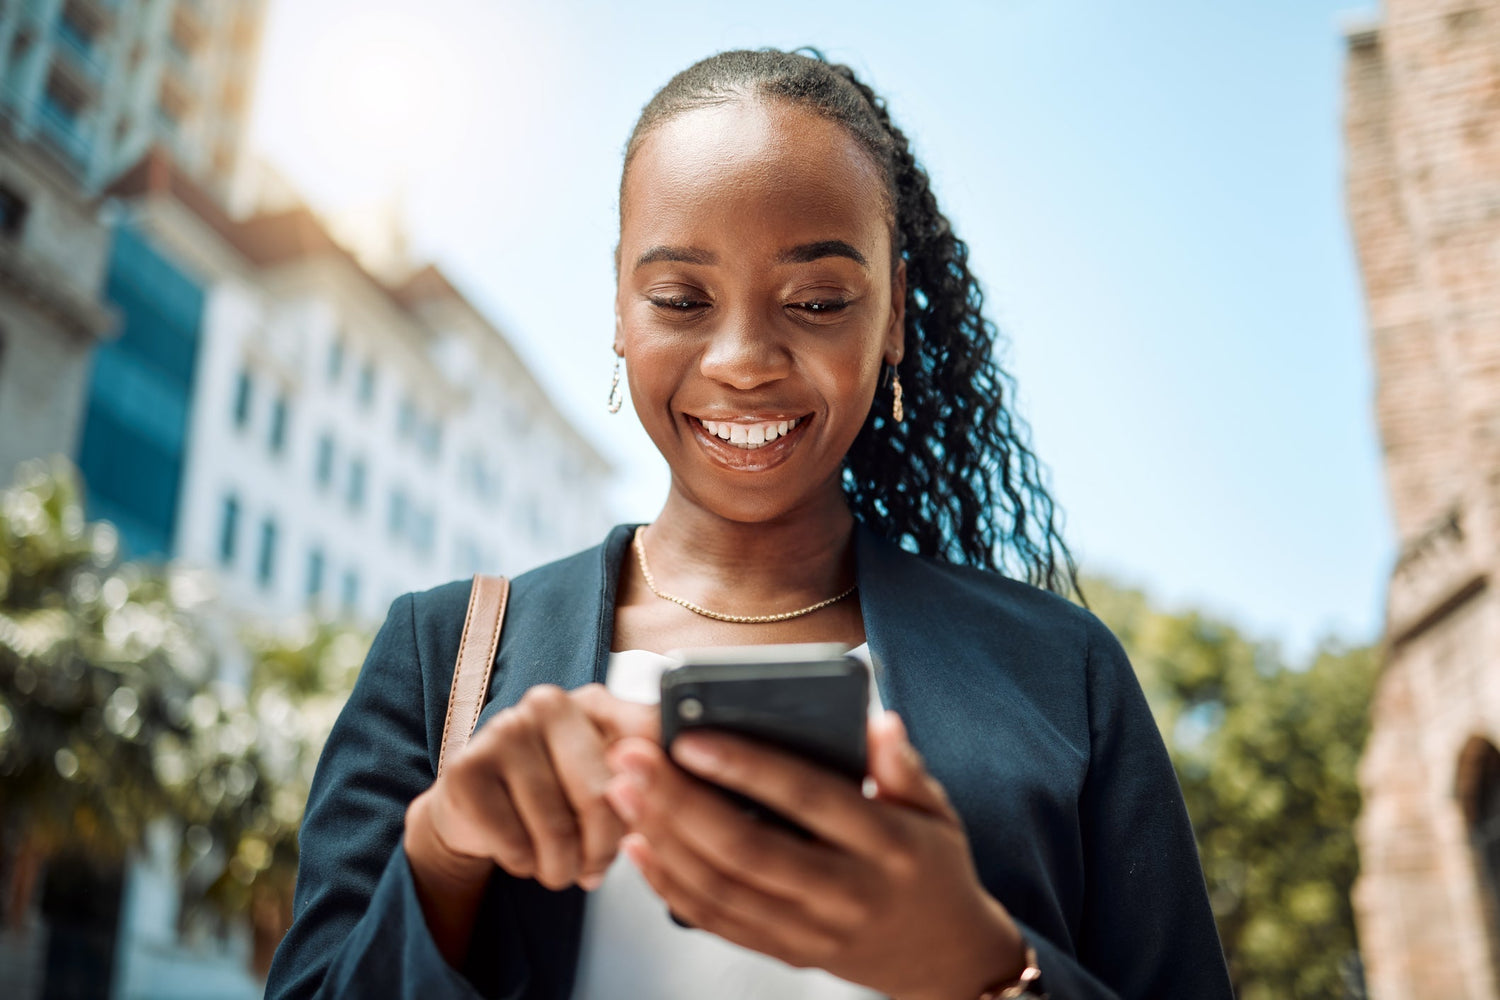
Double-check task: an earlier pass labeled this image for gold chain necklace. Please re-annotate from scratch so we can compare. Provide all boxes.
[631,525,857,624]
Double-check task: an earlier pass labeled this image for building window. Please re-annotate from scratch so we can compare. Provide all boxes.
[388,489,407,539]
[218,494,239,565]
[411,508,435,559]
[232,368,252,429]
[327,333,345,382]
[268,393,289,454]
[315,434,334,488]
[420,419,443,461]
[1462,738,1500,963]
[357,361,376,408]
[58,4,97,55]
[306,548,324,601]
[397,396,415,438]
[340,569,359,616]
[0,184,28,238]
[347,457,366,511]
[256,518,278,589]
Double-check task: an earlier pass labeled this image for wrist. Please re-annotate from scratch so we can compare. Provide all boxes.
[907,895,1029,1000]
[404,790,493,890]
[404,790,494,967]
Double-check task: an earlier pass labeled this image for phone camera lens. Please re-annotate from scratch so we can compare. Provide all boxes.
[678,697,704,722]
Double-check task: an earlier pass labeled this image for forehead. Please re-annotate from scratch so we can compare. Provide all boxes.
[621,99,892,259]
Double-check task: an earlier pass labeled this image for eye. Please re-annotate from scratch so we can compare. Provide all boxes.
[647,295,709,313]
[791,297,852,316]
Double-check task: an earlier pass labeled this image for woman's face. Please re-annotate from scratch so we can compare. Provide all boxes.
[616,97,905,525]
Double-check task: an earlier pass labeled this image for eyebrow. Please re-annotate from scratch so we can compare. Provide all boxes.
[632,239,870,272]
[776,240,869,269]
[635,245,717,269]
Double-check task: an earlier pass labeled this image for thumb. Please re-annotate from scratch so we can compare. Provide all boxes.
[868,711,953,818]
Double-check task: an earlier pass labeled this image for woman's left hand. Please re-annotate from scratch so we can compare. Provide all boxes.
[603,712,1029,1000]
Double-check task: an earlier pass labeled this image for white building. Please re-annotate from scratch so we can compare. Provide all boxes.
[105,148,614,627]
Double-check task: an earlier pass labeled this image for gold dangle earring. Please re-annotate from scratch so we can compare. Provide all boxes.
[890,365,904,423]
[607,355,624,414]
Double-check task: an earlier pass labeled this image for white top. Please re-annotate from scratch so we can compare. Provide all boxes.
[568,644,885,1000]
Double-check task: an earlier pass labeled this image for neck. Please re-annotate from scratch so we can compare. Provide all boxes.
[644,485,857,606]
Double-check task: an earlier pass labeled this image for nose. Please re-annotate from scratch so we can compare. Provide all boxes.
[698,306,791,390]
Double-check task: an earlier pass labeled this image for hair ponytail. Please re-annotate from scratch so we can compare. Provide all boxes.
[623,49,1081,599]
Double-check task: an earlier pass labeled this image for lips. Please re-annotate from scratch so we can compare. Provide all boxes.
[686,413,813,471]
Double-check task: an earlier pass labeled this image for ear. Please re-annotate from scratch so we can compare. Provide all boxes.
[885,258,907,365]
[613,310,625,357]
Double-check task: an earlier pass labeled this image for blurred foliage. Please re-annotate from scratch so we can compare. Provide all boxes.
[0,457,209,858]
[1085,576,1379,1000]
[179,620,367,922]
[0,457,369,934]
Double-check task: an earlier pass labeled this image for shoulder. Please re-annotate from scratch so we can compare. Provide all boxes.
[858,524,1111,657]
[402,532,617,669]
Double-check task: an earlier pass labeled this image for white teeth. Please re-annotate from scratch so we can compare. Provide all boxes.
[697,416,803,449]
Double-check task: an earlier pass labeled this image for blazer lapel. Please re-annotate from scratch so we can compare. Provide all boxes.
[854,523,920,722]
[471,524,634,731]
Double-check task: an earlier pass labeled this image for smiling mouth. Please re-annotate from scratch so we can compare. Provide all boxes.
[686,414,813,470]
[694,416,803,449]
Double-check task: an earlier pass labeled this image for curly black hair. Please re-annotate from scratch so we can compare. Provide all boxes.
[621,48,1081,599]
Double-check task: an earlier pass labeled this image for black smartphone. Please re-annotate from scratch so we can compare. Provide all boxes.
[659,642,870,833]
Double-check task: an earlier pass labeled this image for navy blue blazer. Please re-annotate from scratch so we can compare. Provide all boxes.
[265,524,1233,999]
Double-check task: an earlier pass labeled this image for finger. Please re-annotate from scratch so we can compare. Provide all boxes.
[621,833,838,970]
[867,712,956,819]
[531,689,627,882]
[491,705,583,889]
[572,683,660,743]
[608,739,859,911]
[437,759,536,878]
[666,731,893,857]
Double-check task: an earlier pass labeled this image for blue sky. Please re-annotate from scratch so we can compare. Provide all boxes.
[248,0,1389,659]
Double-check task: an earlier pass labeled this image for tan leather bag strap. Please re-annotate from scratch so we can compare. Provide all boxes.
[437,573,510,776]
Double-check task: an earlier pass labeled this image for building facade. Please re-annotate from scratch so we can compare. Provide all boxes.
[0,123,115,482]
[0,0,266,199]
[1346,1,1500,997]
[0,0,270,487]
[98,151,613,625]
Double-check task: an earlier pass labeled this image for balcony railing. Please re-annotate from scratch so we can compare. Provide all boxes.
[36,96,92,166]
[53,19,107,85]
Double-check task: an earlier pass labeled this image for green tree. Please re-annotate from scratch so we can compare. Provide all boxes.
[0,457,369,978]
[0,458,210,863]
[174,617,368,972]
[1085,577,1378,999]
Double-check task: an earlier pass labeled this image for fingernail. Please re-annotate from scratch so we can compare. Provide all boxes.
[620,833,649,867]
[606,777,642,822]
[579,872,605,891]
[672,736,720,772]
[617,753,649,781]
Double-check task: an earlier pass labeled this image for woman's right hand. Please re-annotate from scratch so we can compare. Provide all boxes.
[403,683,658,960]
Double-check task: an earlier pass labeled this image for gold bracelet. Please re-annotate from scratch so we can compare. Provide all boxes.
[975,938,1044,1000]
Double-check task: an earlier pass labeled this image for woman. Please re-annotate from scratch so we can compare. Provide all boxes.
[266,50,1233,1000]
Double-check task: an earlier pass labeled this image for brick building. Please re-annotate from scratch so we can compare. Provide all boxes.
[1345,1,1500,996]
